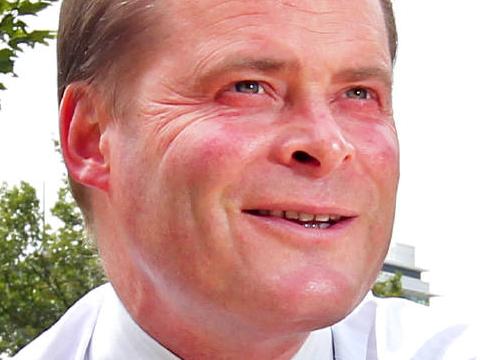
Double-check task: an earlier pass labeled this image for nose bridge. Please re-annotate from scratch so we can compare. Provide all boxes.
[273,103,355,177]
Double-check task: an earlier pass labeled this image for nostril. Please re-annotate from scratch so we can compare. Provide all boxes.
[292,151,320,166]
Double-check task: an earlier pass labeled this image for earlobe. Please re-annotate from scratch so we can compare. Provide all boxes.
[60,83,111,192]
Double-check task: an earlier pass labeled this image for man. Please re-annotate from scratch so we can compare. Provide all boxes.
[14,0,477,359]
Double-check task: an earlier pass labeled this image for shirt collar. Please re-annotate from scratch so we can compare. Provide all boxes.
[331,293,378,360]
[291,327,334,360]
[87,285,180,360]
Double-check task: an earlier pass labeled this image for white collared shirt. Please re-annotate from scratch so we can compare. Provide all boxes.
[13,283,478,359]
[85,285,180,360]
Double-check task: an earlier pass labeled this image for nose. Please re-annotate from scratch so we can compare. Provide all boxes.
[272,111,355,178]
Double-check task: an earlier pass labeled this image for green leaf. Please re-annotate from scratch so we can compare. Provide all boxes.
[17,1,52,16]
[8,29,54,49]
[0,0,15,14]
[0,48,15,74]
[0,0,58,108]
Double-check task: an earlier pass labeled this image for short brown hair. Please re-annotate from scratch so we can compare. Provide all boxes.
[58,0,159,226]
[57,0,398,225]
[380,0,398,62]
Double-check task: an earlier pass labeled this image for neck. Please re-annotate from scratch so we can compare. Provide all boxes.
[146,293,309,359]
[112,275,310,359]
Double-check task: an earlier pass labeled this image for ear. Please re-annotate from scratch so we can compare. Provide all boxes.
[60,83,111,192]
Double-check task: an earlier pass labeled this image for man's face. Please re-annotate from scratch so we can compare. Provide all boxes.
[102,0,399,332]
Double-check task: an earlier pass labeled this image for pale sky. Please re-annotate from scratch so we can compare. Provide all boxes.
[0,1,479,322]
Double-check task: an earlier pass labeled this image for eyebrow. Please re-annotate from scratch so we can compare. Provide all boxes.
[332,67,393,88]
[215,58,297,72]
[195,56,299,84]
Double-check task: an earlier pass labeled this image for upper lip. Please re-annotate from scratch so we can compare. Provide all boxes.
[241,205,358,220]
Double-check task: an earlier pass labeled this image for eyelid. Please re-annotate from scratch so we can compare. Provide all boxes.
[231,80,267,94]
[219,79,276,98]
[215,78,286,109]
[346,86,375,99]
[338,85,385,107]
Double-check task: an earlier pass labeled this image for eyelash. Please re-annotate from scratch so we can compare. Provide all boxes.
[344,87,377,101]
[231,80,267,95]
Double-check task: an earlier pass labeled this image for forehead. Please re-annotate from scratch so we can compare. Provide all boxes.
[160,0,386,40]
[153,0,390,68]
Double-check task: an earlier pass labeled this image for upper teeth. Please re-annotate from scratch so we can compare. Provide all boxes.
[259,210,341,223]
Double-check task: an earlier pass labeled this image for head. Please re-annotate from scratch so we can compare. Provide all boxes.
[59,0,399,347]
[58,0,397,223]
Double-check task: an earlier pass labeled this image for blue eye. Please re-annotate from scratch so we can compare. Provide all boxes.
[346,87,371,100]
[234,81,265,94]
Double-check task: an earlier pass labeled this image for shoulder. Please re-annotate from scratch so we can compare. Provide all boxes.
[375,296,478,359]
[340,294,479,359]
[13,283,112,360]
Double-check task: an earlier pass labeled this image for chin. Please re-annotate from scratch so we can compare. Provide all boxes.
[249,268,368,333]
[304,287,368,331]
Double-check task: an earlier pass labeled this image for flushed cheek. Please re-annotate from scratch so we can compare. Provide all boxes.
[344,122,398,259]
[349,122,399,185]
[180,135,242,183]
[356,124,399,238]
[145,120,257,268]
[163,118,268,196]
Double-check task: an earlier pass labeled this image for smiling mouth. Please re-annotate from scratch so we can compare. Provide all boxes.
[243,209,351,229]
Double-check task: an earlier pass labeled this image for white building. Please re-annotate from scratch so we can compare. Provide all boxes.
[377,243,433,305]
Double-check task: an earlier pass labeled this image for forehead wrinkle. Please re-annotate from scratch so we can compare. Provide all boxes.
[199,12,270,40]
[276,0,387,42]
[177,0,270,34]
[280,1,335,16]
[289,14,385,39]
[207,57,297,76]
[187,0,251,13]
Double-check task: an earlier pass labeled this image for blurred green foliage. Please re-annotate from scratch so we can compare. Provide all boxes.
[372,271,404,299]
[0,0,57,92]
[0,181,105,357]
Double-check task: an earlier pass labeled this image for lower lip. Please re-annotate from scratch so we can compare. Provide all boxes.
[242,213,356,246]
